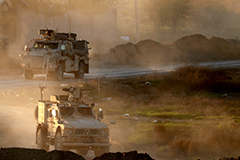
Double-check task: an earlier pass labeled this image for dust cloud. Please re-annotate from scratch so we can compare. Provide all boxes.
[0,87,39,149]
[1,0,240,160]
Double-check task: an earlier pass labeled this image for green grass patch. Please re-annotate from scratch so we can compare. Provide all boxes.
[136,111,195,119]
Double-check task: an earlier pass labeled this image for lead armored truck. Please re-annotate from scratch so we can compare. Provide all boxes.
[20,29,90,80]
[35,86,111,156]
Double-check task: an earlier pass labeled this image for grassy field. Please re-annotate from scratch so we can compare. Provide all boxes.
[87,66,240,160]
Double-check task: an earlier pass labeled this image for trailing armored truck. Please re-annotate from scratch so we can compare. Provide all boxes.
[20,29,90,80]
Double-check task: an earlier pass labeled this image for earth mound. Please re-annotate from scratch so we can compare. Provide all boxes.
[92,34,240,67]
[0,148,154,160]
[0,148,85,160]
[93,150,154,160]
[173,34,240,61]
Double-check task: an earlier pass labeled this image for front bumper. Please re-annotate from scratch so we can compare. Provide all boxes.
[62,142,111,147]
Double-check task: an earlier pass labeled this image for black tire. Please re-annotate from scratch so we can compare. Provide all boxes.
[24,70,34,79]
[74,62,84,79]
[34,106,38,121]
[94,146,109,157]
[54,131,63,150]
[36,128,49,151]
[76,148,88,156]
[53,64,63,81]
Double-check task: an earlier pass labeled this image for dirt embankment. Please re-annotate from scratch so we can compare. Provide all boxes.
[92,34,240,67]
[0,148,239,160]
[0,148,154,160]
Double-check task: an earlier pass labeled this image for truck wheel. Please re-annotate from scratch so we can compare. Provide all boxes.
[74,62,84,79]
[54,132,63,150]
[94,146,109,157]
[53,64,63,81]
[34,106,38,121]
[36,128,49,151]
[24,70,34,79]
[76,148,88,156]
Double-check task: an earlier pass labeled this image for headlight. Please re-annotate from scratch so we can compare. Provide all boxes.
[101,128,109,135]
[65,128,73,136]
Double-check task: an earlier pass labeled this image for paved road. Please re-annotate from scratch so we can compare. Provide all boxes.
[1,60,240,89]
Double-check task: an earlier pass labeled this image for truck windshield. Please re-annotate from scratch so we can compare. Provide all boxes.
[77,107,93,117]
[33,42,59,50]
[60,107,75,117]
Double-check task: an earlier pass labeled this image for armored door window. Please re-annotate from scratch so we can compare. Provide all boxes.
[48,42,58,49]
[33,42,44,49]
[60,107,75,117]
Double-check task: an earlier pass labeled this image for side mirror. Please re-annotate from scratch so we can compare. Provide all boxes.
[90,103,95,108]
[24,45,29,51]
[97,108,103,121]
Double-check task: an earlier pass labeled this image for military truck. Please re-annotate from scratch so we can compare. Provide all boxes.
[35,86,113,156]
[20,29,90,80]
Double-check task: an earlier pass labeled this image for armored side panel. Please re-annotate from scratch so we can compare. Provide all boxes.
[65,59,73,72]
[38,102,47,124]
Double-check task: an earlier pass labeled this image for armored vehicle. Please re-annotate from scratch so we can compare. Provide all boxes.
[20,29,90,80]
[35,86,112,156]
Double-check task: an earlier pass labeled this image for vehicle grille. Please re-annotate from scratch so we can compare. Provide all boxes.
[90,129,100,135]
[30,55,44,68]
[75,129,100,135]
[76,136,99,143]
[75,129,84,135]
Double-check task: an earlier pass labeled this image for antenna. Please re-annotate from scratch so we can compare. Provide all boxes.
[39,84,46,101]
[68,13,71,39]
[39,56,49,101]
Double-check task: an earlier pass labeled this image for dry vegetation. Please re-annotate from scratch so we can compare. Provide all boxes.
[81,66,240,160]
